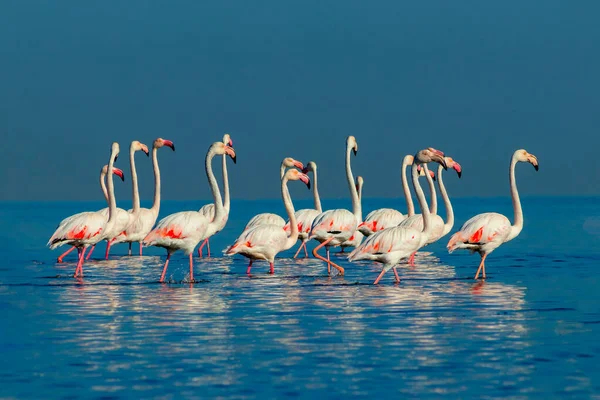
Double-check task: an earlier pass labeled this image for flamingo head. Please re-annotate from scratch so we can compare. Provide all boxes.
[516,149,539,171]
[347,136,358,155]
[415,148,447,170]
[445,157,462,178]
[285,168,311,189]
[403,154,415,168]
[132,141,149,157]
[355,176,364,193]
[283,157,304,170]
[213,142,237,164]
[101,165,125,181]
[222,133,233,147]
[111,142,120,162]
[154,138,175,151]
[416,165,436,180]
[302,161,317,174]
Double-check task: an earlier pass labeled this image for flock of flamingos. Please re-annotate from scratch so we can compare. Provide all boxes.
[48,135,539,285]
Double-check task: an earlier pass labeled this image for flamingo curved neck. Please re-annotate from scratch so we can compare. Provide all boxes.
[150,147,161,215]
[437,165,454,236]
[507,154,523,241]
[402,157,415,216]
[206,147,225,229]
[424,169,437,215]
[411,162,432,241]
[130,146,141,213]
[279,163,287,179]
[100,170,108,203]
[222,152,230,214]
[312,168,322,213]
[346,146,361,221]
[282,176,299,250]
[106,153,118,227]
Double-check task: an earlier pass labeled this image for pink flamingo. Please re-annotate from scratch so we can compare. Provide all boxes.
[447,149,538,280]
[308,136,360,275]
[348,148,448,284]
[142,141,236,283]
[338,175,365,252]
[225,169,310,274]
[284,161,323,258]
[398,157,462,265]
[197,134,233,258]
[242,157,304,231]
[111,138,174,255]
[48,143,123,278]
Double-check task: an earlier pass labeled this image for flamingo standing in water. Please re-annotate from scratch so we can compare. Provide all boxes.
[284,161,322,258]
[357,154,421,237]
[398,157,462,265]
[348,148,448,284]
[111,138,174,255]
[48,142,123,278]
[242,157,304,231]
[143,141,236,283]
[339,175,364,252]
[225,168,311,274]
[308,136,360,275]
[197,134,233,258]
[447,149,538,280]
[55,165,125,263]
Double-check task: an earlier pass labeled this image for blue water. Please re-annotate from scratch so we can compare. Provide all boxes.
[1,197,599,398]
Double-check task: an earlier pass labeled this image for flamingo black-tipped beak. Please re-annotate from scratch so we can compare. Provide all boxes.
[534,164,539,171]
[225,146,237,164]
[163,139,175,151]
[353,148,358,156]
[302,167,309,174]
[299,173,311,189]
[453,162,462,178]
[293,160,304,170]
[434,155,448,170]
[114,154,118,162]
[144,149,149,157]
[113,167,125,182]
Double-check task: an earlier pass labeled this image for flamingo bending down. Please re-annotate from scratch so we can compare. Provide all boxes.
[225,169,310,274]
[284,161,323,258]
[348,148,448,284]
[142,142,236,283]
[357,154,421,237]
[338,175,364,252]
[398,157,462,265]
[447,149,538,280]
[48,143,123,278]
[308,136,360,275]
[197,134,233,258]
[111,138,175,255]
[55,165,125,263]
[242,157,304,231]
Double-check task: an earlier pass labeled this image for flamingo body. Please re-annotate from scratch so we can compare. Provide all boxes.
[143,211,209,255]
[48,212,107,250]
[225,223,289,262]
[397,213,445,245]
[447,212,512,255]
[309,209,357,246]
[244,213,286,230]
[358,209,406,236]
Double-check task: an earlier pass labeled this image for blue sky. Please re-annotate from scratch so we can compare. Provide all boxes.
[1,1,598,201]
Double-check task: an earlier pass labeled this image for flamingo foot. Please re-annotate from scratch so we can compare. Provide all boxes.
[246,260,253,275]
[312,238,344,275]
[392,267,401,283]
[474,254,488,280]
[159,254,171,283]
[57,246,76,263]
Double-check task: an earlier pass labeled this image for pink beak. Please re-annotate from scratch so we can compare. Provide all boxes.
[299,172,311,189]
[428,147,445,157]
[294,160,304,170]
[163,139,175,151]
[225,146,237,164]
[453,162,462,178]
[112,167,125,181]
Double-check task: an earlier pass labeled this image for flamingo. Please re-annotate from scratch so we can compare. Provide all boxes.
[224,168,310,274]
[447,149,538,280]
[242,157,304,231]
[308,136,360,275]
[397,157,462,265]
[111,138,175,255]
[348,148,448,284]
[338,175,365,252]
[197,134,233,258]
[357,154,420,237]
[142,141,236,283]
[55,165,125,263]
[48,142,123,278]
[284,161,323,258]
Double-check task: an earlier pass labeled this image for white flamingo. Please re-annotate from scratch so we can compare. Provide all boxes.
[397,157,462,265]
[225,168,311,274]
[197,134,233,258]
[308,136,360,275]
[447,149,538,280]
[48,143,123,278]
[142,142,236,283]
[111,138,175,255]
[339,175,364,252]
[242,157,304,230]
[55,165,125,263]
[348,148,448,284]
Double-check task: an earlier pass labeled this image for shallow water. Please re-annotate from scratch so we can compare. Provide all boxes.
[1,197,599,398]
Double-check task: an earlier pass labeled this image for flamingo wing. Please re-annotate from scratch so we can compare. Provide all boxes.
[358,208,405,235]
[225,224,288,258]
[244,213,286,230]
[48,211,107,249]
[447,212,511,252]
[284,209,321,234]
[143,211,208,250]
[349,226,421,262]
[309,209,357,241]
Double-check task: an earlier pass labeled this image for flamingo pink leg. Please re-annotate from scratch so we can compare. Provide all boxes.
[269,262,274,274]
[85,245,96,260]
[246,260,253,275]
[57,247,76,263]
[408,252,416,267]
[139,242,143,256]
[293,242,305,259]
[326,248,331,275]
[159,254,171,283]
[74,247,86,278]
[303,242,308,258]
[392,267,401,283]
[312,238,345,275]
[474,253,488,280]
[189,253,195,283]
[105,240,113,260]
[373,268,387,285]
[206,240,211,258]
